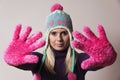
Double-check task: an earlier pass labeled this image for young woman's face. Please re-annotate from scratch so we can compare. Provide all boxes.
[49,28,70,51]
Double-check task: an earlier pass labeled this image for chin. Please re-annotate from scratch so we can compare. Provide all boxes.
[55,48,64,51]
[54,47,67,51]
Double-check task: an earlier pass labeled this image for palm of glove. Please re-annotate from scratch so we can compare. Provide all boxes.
[4,24,45,66]
[72,25,117,70]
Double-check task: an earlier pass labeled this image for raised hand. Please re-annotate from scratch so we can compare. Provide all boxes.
[72,25,117,70]
[4,24,45,66]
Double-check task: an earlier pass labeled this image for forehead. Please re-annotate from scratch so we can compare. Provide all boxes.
[50,28,68,32]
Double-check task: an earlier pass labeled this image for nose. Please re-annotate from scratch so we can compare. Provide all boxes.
[57,34,63,41]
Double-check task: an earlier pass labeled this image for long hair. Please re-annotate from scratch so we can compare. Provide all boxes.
[44,45,74,74]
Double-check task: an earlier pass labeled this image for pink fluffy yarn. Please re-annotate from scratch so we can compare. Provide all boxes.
[33,73,41,80]
[51,3,63,12]
[67,72,76,80]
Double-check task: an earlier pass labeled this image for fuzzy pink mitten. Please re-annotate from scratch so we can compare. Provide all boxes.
[72,25,117,70]
[4,24,45,66]
[67,72,76,80]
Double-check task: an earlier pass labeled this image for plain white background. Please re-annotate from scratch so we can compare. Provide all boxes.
[0,0,120,80]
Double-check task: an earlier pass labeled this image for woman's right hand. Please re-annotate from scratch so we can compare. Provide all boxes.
[4,24,45,66]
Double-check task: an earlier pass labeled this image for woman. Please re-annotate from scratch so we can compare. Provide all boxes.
[4,3,117,80]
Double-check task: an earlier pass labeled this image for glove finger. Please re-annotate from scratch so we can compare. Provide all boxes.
[71,40,84,50]
[72,31,88,43]
[20,26,32,41]
[13,24,21,40]
[28,39,46,52]
[26,32,42,45]
[83,26,97,40]
[97,24,107,40]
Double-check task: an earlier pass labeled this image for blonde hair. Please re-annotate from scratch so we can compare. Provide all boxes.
[44,45,75,74]
[43,26,75,74]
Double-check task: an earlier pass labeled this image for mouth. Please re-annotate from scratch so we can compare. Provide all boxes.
[56,44,64,47]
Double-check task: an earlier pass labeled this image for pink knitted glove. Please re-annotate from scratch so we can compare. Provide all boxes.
[4,24,45,66]
[72,25,117,70]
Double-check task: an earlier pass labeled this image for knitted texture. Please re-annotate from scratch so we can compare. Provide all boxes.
[44,3,73,48]
[72,25,117,69]
[50,3,63,12]
[45,3,73,32]
[4,24,45,66]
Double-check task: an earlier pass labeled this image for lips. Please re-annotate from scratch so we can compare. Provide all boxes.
[56,43,64,47]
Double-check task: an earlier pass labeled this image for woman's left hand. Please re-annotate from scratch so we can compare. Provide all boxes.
[72,25,117,70]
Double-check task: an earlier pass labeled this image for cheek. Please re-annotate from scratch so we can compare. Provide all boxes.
[49,36,55,45]
[64,36,70,43]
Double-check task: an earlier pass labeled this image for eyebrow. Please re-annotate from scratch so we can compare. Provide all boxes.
[51,30,68,33]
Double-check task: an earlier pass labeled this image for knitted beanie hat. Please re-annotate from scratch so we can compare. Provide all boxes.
[45,3,73,48]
